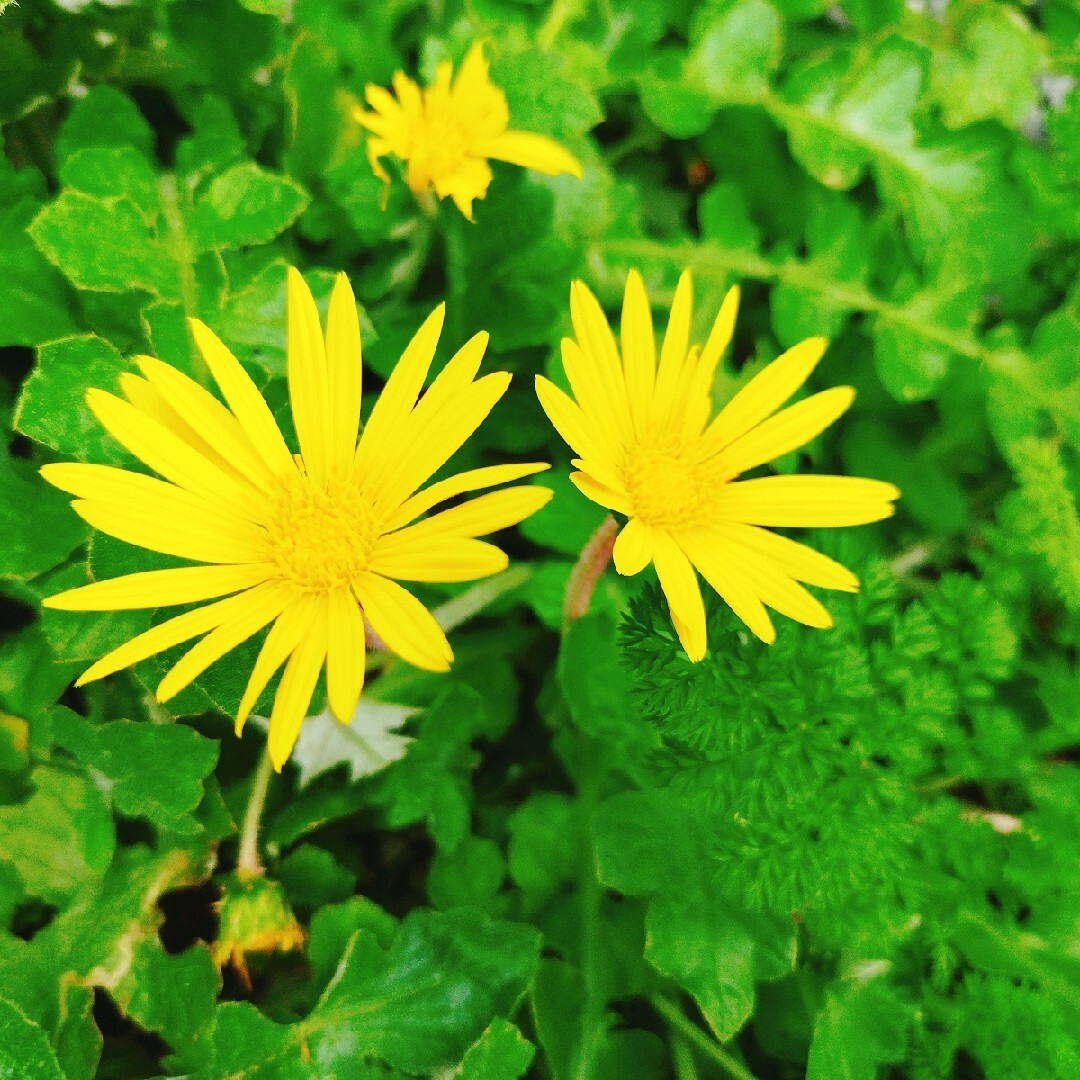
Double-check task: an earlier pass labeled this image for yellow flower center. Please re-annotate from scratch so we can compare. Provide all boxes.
[263,473,381,593]
[409,107,471,187]
[622,436,728,530]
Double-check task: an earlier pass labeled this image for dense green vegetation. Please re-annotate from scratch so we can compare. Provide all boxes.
[0,1,1078,1077]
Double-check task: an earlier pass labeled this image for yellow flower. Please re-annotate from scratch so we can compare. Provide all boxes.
[42,268,551,769]
[355,41,583,219]
[536,270,900,657]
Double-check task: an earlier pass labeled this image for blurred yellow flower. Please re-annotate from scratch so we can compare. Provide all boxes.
[42,268,551,768]
[355,41,583,219]
[536,270,900,657]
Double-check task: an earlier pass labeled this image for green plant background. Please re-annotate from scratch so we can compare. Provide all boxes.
[1,0,1079,1077]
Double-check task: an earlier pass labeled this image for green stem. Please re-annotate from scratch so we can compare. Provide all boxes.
[672,1032,700,1080]
[237,748,275,879]
[652,996,758,1080]
[537,0,583,49]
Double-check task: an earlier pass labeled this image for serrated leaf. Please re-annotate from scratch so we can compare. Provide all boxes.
[0,999,65,1080]
[193,908,541,1077]
[51,713,219,835]
[284,700,415,789]
[457,1018,535,1080]
[14,335,134,463]
[190,162,309,254]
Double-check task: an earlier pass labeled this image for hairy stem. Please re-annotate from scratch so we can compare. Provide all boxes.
[563,514,618,629]
[237,748,275,879]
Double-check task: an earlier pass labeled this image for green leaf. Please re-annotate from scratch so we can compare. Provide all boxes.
[518,471,608,557]
[51,714,219,835]
[806,974,909,1080]
[284,700,414,789]
[457,1018,536,1080]
[14,335,134,463]
[0,766,115,906]
[190,162,309,255]
[0,452,87,583]
[30,190,179,297]
[0,200,79,347]
[54,86,155,163]
[0,999,65,1080]
[194,908,541,1076]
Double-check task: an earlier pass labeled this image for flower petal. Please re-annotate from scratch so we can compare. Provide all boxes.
[570,471,632,515]
[716,386,855,478]
[326,587,367,723]
[679,530,776,644]
[188,318,295,476]
[156,582,291,704]
[612,517,653,576]
[478,130,582,177]
[705,336,827,451]
[683,284,740,435]
[325,271,363,473]
[268,596,329,770]
[707,524,860,593]
[42,563,271,612]
[620,269,657,435]
[653,270,693,426]
[369,536,509,582]
[287,266,333,488]
[392,485,553,543]
[715,475,901,527]
[652,530,707,661]
[74,590,262,688]
[235,595,320,735]
[384,462,551,533]
[353,573,452,672]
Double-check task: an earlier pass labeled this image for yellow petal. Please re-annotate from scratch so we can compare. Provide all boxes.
[478,130,582,178]
[42,563,271,612]
[723,544,833,629]
[679,530,776,644]
[287,266,333,488]
[86,389,259,516]
[395,485,553,543]
[436,156,493,220]
[535,375,612,468]
[356,303,445,482]
[612,517,653,576]
[716,386,855,478]
[560,338,628,461]
[653,270,693,426]
[708,524,859,593]
[74,591,258,687]
[156,583,291,704]
[369,536,509,582]
[134,356,275,491]
[652,530,707,661]
[236,595,320,735]
[384,462,551,533]
[188,318,295,476]
[620,269,657,435]
[683,284,740,435]
[326,587,366,723]
[569,281,633,444]
[569,471,632,515]
[706,336,827,451]
[353,573,452,672]
[715,475,901,527]
[268,596,329,770]
[325,272,363,473]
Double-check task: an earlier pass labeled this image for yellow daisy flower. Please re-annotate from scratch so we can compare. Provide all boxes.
[536,270,900,657]
[42,268,551,769]
[354,41,583,220]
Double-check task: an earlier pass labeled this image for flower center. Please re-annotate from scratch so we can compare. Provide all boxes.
[409,102,471,185]
[262,473,380,593]
[622,436,726,530]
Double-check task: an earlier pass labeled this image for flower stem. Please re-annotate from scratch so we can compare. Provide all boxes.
[652,996,758,1080]
[237,748,275,879]
[563,514,618,629]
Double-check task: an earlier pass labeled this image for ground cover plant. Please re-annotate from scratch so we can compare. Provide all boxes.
[1,0,1079,1077]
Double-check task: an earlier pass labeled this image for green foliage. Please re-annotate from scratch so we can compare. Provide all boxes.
[0,0,1077,1076]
